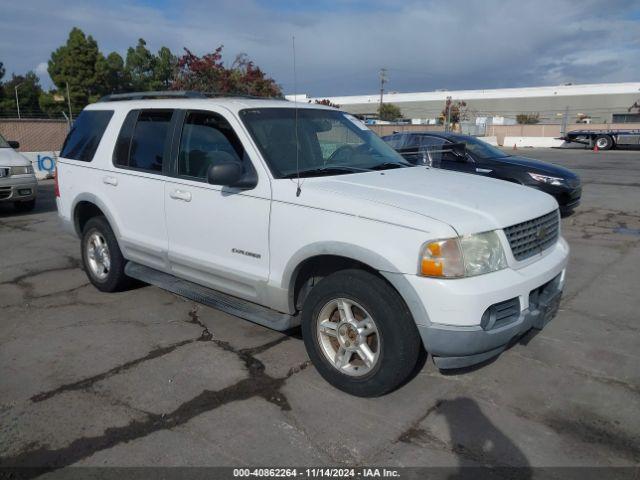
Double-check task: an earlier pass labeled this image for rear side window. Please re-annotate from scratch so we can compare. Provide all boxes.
[60,110,113,161]
[113,109,173,173]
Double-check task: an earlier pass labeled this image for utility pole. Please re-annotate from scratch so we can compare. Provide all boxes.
[14,82,23,119]
[378,68,387,117]
[66,82,73,123]
[445,96,452,132]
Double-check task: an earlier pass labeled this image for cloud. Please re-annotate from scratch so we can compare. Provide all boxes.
[0,0,638,95]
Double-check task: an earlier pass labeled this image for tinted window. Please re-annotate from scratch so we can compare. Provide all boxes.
[420,136,447,165]
[420,136,446,148]
[382,134,403,149]
[449,135,508,159]
[178,111,245,179]
[61,110,113,161]
[113,111,138,167]
[128,110,173,172]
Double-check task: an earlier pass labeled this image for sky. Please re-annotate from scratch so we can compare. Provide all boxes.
[1,0,639,97]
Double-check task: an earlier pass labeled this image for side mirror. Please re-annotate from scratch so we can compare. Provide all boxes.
[205,152,256,189]
[8,140,20,149]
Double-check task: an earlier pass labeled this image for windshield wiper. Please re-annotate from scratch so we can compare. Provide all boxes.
[369,161,412,170]
[281,166,365,179]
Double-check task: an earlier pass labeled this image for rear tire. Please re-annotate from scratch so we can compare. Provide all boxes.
[594,135,613,150]
[81,216,131,292]
[14,199,35,212]
[301,269,422,397]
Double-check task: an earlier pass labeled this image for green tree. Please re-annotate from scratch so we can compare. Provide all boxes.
[125,39,156,91]
[378,103,402,121]
[154,47,178,89]
[97,51,129,93]
[48,27,107,109]
[125,40,179,91]
[1,72,43,116]
[516,113,540,124]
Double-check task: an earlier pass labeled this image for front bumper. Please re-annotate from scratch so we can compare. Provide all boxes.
[421,274,563,369]
[0,176,38,202]
[384,238,569,369]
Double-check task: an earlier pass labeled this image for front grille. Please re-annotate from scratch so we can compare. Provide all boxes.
[481,297,520,330]
[504,210,559,261]
[0,186,11,200]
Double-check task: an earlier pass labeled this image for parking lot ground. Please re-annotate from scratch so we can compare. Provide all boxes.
[0,149,639,471]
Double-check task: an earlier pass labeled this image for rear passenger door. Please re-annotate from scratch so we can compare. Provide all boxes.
[108,109,175,271]
[164,109,271,304]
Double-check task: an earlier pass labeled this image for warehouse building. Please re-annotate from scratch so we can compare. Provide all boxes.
[288,82,640,125]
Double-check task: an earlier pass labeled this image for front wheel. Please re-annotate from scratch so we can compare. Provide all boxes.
[301,269,422,397]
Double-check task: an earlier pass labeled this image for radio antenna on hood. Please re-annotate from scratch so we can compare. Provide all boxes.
[292,35,302,197]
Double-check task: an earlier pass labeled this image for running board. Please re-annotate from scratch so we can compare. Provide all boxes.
[125,262,299,331]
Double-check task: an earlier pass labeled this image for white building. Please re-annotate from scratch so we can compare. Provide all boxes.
[287,82,640,124]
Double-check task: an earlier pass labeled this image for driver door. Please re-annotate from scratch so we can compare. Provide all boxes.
[164,109,271,303]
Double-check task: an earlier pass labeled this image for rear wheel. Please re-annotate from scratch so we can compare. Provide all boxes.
[301,269,422,397]
[594,135,613,150]
[81,216,131,292]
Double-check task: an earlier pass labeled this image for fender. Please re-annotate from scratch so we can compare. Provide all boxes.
[278,241,399,311]
[71,192,123,240]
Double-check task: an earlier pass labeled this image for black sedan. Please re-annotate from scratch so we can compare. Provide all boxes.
[382,132,581,215]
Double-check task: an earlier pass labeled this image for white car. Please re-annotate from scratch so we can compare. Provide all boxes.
[0,134,37,211]
[56,92,568,396]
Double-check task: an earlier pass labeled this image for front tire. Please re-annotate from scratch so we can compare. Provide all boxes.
[81,216,131,292]
[301,269,422,397]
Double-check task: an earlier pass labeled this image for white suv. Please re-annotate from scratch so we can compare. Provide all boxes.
[56,92,568,396]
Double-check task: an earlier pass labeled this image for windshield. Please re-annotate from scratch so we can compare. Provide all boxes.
[240,108,410,178]
[0,134,9,148]
[453,135,508,159]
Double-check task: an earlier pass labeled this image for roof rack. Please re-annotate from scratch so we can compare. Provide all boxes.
[97,91,284,102]
[97,91,207,102]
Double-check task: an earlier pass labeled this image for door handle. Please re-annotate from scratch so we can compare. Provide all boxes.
[475,168,493,174]
[169,189,192,202]
[103,176,118,186]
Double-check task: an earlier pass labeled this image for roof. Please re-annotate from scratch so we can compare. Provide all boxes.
[86,92,335,114]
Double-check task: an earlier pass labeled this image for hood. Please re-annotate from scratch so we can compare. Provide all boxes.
[0,147,32,167]
[491,154,579,179]
[303,167,558,235]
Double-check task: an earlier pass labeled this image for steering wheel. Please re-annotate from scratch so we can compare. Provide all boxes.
[328,145,356,164]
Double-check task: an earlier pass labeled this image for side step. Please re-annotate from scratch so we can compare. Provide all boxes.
[125,262,299,331]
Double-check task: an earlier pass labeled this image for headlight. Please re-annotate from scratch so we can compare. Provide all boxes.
[528,172,563,186]
[10,165,34,175]
[419,231,507,278]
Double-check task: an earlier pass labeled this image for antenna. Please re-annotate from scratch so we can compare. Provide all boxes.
[293,36,302,197]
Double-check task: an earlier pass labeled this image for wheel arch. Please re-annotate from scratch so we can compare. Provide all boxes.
[283,242,404,314]
[71,193,121,239]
